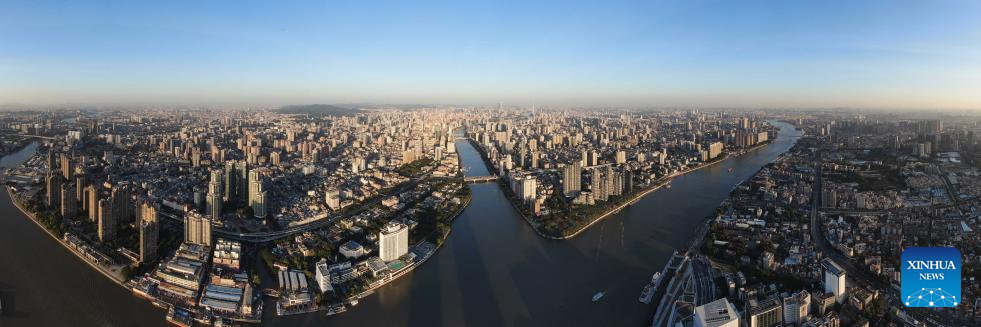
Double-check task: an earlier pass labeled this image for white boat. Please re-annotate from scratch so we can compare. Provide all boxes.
[592,291,605,302]
[651,272,661,284]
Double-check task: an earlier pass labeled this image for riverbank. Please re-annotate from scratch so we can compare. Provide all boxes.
[354,187,472,296]
[5,187,128,287]
[287,166,475,320]
[469,137,776,240]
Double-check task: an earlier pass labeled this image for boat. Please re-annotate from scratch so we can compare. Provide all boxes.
[592,291,605,302]
[165,306,193,327]
[639,284,654,304]
[727,167,734,173]
[639,272,663,304]
[325,304,347,316]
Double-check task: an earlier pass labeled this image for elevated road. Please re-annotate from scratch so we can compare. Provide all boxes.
[157,174,433,243]
[0,133,59,141]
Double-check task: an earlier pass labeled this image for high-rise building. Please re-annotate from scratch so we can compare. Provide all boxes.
[223,161,236,202]
[74,172,85,203]
[378,221,408,262]
[46,151,56,173]
[207,190,222,220]
[606,166,620,197]
[270,151,281,166]
[248,169,261,207]
[86,184,99,222]
[562,162,581,197]
[139,200,158,263]
[60,152,73,180]
[520,175,537,204]
[97,198,114,241]
[248,168,268,219]
[708,142,724,159]
[60,184,76,219]
[111,183,133,225]
[237,161,249,205]
[45,172,62,209]
[325,188,341,210]
[622,169,634,194]
[782,290,811,325]
[586,150,599,166]
[694,298,740,327]
[591,168,610,202]
[185,211,213,246]
[822,258,847,304]
[747,296,783,327]
[207,169,222,220]
[615,150,627,164]
[352,157,366,173]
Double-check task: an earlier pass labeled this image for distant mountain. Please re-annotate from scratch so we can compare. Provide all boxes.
[275,104,361,115]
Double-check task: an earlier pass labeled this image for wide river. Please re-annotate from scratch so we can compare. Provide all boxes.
[0,122,801,327]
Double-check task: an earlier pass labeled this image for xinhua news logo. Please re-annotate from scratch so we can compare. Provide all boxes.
[901,247,961,307]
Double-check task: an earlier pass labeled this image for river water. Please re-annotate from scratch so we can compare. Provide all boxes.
[0,121,801,327]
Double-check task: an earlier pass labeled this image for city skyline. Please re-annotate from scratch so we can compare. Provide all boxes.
[3,1,981,109]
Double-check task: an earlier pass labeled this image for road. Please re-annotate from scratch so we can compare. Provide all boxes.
[157,174,436,243]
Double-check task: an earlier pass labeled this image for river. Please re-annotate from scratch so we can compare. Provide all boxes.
[0,121,801,326]
[267,121,802,327]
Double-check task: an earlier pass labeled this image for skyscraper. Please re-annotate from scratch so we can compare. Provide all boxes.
[46,150,56,173]
[86,184,99,222]
[253,186,267,219]
[823,258,847,304]
[249,169,268,219]
[60,183,76,219]
[223,160,236,202]
[97,198,114,241]
[207,169,222,220]
[562,161,581,197]
[60,152,73,180]
[586,150,599,166]
[111,183,133,225]
[591,168,609,202]
[185,211,212,246]
[237,160,249,204]
[74,171,85,203]
[520,175,537,204]
[45,172,62,210]
[379,221,408,262]
[139,199,158,263]
[615,150,626,164]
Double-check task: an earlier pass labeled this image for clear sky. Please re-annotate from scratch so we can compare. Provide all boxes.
[2,0,980,109]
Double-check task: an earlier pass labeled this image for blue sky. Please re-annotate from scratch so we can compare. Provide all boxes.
[2,1,980,109]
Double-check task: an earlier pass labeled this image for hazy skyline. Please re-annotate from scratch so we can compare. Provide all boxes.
[2,1,980,109]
